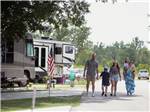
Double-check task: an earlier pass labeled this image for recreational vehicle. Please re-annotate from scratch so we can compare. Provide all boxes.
[1,33,35,88]
[33,37,76,82]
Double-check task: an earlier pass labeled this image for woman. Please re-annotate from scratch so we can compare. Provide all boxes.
[124,61,135,95]
[109,61,121,96]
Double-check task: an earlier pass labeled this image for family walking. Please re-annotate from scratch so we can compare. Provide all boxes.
[83,53,135,97]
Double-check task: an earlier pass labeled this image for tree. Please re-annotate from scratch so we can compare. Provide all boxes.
[1,1,90,40]
[137,48,150,65]
[68,25,92,65]
[52,27,70,41]
[75,40,94,65]
[70,25,91,52]
[131,37,144,50]
[92,37,150,68]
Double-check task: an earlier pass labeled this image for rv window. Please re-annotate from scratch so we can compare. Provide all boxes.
[41,48,46,67]
[34,47,39,67]
[1,40,14,63]
[55,47,62,54]
[26,42,34,57]
[65,46,73,54]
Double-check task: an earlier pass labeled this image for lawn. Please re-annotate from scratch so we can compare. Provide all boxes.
[1,79,86,92]
[1,96,81,112]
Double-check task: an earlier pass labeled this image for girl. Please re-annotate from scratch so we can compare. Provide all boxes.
[109,61,121,96]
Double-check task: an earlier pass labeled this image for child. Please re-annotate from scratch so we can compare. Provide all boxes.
[69,69,75,87]
[100,67,110,97]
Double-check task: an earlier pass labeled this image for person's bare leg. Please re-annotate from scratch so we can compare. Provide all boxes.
[101,85,104,96]
[114,81,118,96]
[92,80,95,97]
[105,86,108,96]
[102,85,104,93]
[105,86,107,94]
[86,80,90,94]
[110,80,114,96]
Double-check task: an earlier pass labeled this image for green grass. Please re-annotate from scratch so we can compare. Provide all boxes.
[74,64,84,68]
[2,79,86,93]
[1,96,81,112]
[55,84,85,90]
[74,79,86,85]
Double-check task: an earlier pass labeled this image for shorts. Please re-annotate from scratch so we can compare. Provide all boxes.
[102,80,110,86]
[111,74,119,81]
[86,75,95,82]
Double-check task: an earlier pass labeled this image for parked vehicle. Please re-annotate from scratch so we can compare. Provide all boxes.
[1,35,76,88]
[33,37,76,83]
[138,69,149,80]
[1,33,35,88]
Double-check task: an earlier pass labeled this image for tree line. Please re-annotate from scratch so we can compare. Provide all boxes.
[75,37,150,73]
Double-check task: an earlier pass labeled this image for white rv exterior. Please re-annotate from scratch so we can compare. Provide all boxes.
[33,38,76,78]
[1,33,35,87]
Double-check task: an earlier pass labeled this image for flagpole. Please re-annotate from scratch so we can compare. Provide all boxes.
[49,79,50,97]
[48,73,51,97]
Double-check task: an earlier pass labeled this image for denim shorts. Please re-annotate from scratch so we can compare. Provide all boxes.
[111,74,119,81]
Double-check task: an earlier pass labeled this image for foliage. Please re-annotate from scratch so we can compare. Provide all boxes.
[137,64,150,73]
[78,37,150,71]
[1,1,90,40]
[74,65,84,68]
[52,24,91,49]
[75,46,93,65]
[137,48,150,65]
[74,79,86,85]
[98,65,104,73]
[72,35,150,72]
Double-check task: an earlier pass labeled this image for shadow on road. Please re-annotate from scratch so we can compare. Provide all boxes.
[81,91,142,103]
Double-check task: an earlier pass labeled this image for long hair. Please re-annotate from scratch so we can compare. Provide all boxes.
[111,62,120,71]
[116,63,120,71]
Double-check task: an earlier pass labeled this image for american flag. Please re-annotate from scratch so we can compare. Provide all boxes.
[47,52,55,77]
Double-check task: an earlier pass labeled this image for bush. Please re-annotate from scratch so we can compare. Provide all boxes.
[137,64,150,75]
[98,65,104,73]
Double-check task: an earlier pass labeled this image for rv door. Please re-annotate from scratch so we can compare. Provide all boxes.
[63,45,75,64]
[34,46,49,72]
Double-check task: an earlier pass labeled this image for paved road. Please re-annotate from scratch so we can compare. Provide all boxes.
[16,106,72,112]
[71,80,150,112]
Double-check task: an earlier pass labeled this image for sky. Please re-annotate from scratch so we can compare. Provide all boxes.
[85,0,150,49]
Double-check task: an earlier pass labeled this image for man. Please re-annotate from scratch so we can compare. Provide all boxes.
[83,53,99,97]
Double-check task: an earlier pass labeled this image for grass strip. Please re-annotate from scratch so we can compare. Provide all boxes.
[1,95,81,112]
